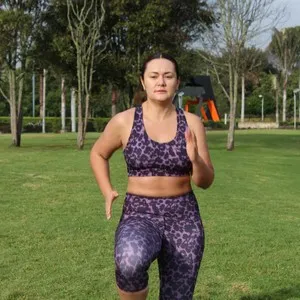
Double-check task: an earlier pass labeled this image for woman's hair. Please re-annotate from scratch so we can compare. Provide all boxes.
[140,52,180,79]
[133,89,147,106]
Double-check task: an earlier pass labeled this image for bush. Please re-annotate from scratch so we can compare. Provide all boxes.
[0,116,111,133]
[0,117,11,133]
[279,121,300,129]
[203,120,229,130]
[93,118,110,132]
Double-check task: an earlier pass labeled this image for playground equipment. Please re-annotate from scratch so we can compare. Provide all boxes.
[174,76,220,122]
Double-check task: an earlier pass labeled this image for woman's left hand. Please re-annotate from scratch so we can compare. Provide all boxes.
[185,127,200,163]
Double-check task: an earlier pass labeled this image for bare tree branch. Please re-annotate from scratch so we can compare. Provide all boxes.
[0,86,9,103]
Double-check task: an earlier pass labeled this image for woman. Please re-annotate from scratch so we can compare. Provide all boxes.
[90,53,214,300]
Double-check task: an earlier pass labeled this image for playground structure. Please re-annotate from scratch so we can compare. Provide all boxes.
[174,76,220,122]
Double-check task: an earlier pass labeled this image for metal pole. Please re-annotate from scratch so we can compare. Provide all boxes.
[71,87,76,132]
[32,73,35,117]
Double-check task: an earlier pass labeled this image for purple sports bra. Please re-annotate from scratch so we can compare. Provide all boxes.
[123,105,192,177]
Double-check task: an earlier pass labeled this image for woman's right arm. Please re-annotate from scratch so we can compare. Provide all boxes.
[90,114,123,219]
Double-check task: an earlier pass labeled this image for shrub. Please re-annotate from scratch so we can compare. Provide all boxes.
[0,116,111,133]
[93,118,110,132]
[203,120,229,130]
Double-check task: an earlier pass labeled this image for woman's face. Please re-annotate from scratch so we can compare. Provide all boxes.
[141,58,180,103]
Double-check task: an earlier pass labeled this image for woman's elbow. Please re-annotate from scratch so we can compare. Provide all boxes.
[193,170,214,189]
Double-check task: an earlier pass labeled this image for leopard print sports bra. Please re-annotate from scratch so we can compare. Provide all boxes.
[123,105,192,177]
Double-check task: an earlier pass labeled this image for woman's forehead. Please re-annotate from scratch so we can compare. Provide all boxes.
[145,58,176,73]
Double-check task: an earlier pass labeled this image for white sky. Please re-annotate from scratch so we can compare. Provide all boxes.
[256,0,300,48]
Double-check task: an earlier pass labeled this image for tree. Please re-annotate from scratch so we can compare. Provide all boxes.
[67,0,106,149]
[103,0,215,108]
[267,26,300,122]
[239,47,268,122]
[0,0,47,146]
[198,0,284,150]
[36,0,78,132]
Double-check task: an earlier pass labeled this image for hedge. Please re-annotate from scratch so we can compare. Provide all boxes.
[0,117,110,133]
[279,121,300,129]
[1,117,274,133]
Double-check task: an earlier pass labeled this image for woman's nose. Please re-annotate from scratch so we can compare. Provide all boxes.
[157,75,166,86]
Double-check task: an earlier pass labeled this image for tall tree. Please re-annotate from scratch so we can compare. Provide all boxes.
[33,0,77,130]
[239,47,268,122]
[198,0,284,150]
[0,0,47,146]
[267,26,300,122]
[104,0,215,107]
[67,0,106,149]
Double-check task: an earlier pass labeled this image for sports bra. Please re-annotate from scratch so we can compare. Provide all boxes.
[123,105,192,177]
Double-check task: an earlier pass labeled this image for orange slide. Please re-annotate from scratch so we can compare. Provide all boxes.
[184,98,219,122]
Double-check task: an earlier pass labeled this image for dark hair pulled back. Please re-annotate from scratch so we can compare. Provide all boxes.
[140,52,180,79]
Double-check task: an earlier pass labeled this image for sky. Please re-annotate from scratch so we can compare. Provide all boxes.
[256,0,300,48]
[278,0,300,29]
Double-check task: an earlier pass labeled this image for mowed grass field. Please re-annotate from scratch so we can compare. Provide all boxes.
[1,130,300,300]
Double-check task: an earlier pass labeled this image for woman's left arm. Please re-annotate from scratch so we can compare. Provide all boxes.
[185,114,214,189]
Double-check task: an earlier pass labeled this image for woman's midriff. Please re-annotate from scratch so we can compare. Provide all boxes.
[127,176,192,197]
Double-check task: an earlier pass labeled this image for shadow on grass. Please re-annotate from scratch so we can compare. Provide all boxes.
[240,285,300,300]
[6,291,26,300]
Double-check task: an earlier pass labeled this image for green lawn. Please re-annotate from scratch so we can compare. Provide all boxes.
[1,130,300,300]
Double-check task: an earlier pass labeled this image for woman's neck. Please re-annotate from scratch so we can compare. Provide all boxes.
[142,100,175,122]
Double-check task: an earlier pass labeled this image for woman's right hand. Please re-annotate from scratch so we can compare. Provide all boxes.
[105,190,119,220]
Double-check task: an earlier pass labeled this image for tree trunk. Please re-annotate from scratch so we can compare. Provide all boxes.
[111,87,117,117]
[77,57,84,149]
[83,93,90,140]
[282,71,288,122]
[42,69,46,133]
[61,77,66,133]
[227,68,238,151]
[128,84,134,107]
[241,74,245,122]
[77,98,83,149]
[71,87,76,132]
[282,50,287,122]
[275,84,279,124]
[32,73,35,117]
[9,69,18,146]
[39,71,44,118]
[282,84,287,122]
[16,74,24,146]
[298,72,300,122]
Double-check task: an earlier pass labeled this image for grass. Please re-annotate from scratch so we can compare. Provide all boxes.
[1,130,300,300]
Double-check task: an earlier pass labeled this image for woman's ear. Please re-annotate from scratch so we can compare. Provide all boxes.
[140,77,145,90]
[176,78,181,90]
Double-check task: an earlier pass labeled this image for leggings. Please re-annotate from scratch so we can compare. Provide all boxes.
[114,191,205,300]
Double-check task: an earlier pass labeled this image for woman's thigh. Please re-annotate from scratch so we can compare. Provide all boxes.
[114,214,163,292]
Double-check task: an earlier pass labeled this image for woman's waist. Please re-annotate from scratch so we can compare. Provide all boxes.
[127,175,192,198]
[123,188,199,218]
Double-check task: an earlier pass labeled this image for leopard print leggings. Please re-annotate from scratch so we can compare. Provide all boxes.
[114,191,205,300]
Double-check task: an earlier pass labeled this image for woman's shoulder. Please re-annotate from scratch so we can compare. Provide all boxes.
[183,110,203,126]
[109,107,135,125]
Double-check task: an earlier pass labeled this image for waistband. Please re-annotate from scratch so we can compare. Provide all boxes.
[123,191,199,218]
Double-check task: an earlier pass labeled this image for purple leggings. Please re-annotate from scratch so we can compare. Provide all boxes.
[114,191,205,300]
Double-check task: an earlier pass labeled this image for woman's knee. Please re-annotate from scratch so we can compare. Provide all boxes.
[115,251,149,292]
[115,240,151,292]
